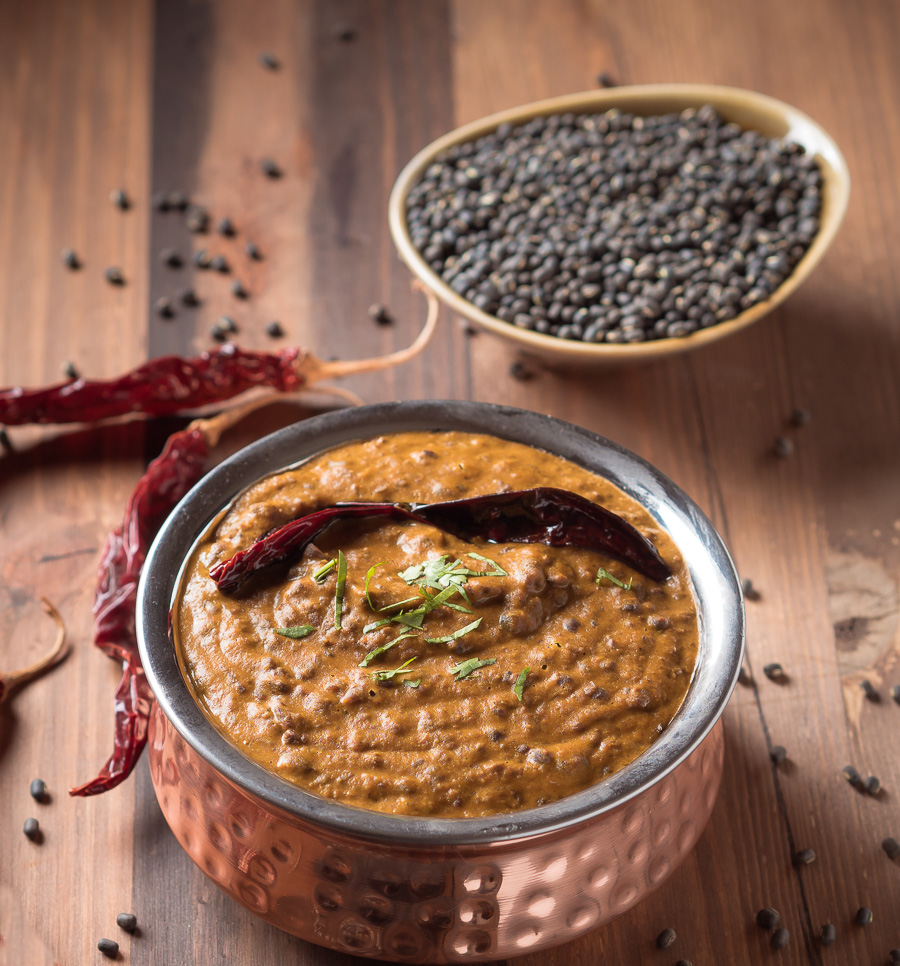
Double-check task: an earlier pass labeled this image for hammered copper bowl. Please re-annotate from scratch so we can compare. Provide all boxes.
[137,401,744,962]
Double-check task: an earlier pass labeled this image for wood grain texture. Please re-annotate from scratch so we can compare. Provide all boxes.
[1,0,898,964]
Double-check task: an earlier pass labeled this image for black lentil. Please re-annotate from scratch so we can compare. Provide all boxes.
[656,927,676,949]
[892,684,900,705]
[790,407,811,427]
[258,50,280,70]
[61,248,80,270]
[245,241,262,260]
[110,188,130,210]
[193,249,212,269]
[741,577,761,601]
[97,938,119,958]
[160,247,183,268]
[217,216,236,237]
[763,662,787,682]
[104,266,125,286]
[218,316,238,334]
[770,744,787,765]
[770,928,790,950]
[151,191,170,212]
[596,71,617,88]
[890,949,900,965]
[773,436,794,458]
[864,774,881,796]
[154,297,174,319]
[861,678,879,701]
[368,303,392,325]
[185,205,210,233]
[881,836,900,861]
[167,191,189,211]
[792,847,816,867]
[334,23,356,41]
[23,817,41,841]
[756,908,780,930]
[116,912,137,933]
[404,105,822,346]
[854,907,873,926]
[63,361,79,380]
[210,255,230,273]
[210,323,229,343]
[231,279,248,299]
[259,158,282,178]
[180,288,200,308]
[843,765,864,789]
[30,778,47,801]
[819,923,836,946]
[265,321,284,338]
[510,360,536,382]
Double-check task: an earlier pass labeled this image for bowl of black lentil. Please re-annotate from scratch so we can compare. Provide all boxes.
[389,85,849,364]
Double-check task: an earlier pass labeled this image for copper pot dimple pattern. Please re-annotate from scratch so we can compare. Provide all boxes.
[150,703,724,962]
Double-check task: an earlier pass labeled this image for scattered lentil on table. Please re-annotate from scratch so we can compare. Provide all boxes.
[368,303,392,325]
[861,678,879,701]
[595,71,617,88]
[97,938,119,958]
[23,817,41,841]
[193,248,212,268]
[104,266,125,286]
[231,279,248,299]
[770,744,787,765]
[245,240,262,260]
[404,104,822,345]
[154,297,174,319]
[819,923,836,945]
[773,435,794,458]
[160,247,183,268]
[259,157,282,178]
[842,764,863,788]
[217,216,236,236]
[265,321,284,338]
[186,204,210,233]
[180,288,199,308]
[29,778,47,802]
[789,406,811,427]
[756,907,780,930]
[854,907,873,926]
[864,774,881,796]
[62,361,79,380]
[211,254,229,273]
[60,247,80,270]
[882,836,900,861]
[763,662,786,682]
[740,576,761,601]
[770,927,790,949]
[258,50,279,70]
[110,188,130,210]
[116,912,137,933]
[167,191,189,211]
[656,927,677,949]
[792,847,816,867]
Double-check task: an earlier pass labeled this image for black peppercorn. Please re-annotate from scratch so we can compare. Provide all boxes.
[756,907,780,930]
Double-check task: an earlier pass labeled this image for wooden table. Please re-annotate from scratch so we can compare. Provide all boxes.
[2,1,898,963]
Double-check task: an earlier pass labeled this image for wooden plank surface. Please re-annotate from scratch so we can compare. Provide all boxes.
[1,1,898,964]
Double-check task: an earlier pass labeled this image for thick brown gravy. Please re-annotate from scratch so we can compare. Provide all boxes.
[176,431,698,817]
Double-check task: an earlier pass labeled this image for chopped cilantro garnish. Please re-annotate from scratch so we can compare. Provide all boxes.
[359,631,419,668]
[513,667,530,701]
[402,679,421,689]
[425,617,482,644]
[369,657,418,681]
[312,558,336,583]
[333,550,347,629]
[451,657,496,680]
[276,625,315,640]
[364,562,384,610]
[596,567,633,590]
[398,553,507,598]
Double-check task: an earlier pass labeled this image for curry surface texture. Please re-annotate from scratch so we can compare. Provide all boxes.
[176,431,699,817]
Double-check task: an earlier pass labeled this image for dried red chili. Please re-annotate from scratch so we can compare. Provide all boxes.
[209,486,672,595]
[0,598,67,707]
[1,286,437,427]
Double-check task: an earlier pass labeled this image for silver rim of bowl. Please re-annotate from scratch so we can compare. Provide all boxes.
[137,400,744,846]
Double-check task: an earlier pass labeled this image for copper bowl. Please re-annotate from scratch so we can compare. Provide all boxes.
[137,400,744,962]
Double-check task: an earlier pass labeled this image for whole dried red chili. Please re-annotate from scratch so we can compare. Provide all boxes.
[0,598,68,707]
[209,486,672,595]
[1,286,437,427]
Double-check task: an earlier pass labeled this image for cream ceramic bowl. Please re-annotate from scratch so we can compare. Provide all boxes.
[388,84,850,366]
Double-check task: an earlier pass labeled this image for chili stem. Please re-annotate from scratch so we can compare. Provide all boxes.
[1,597,68,700]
